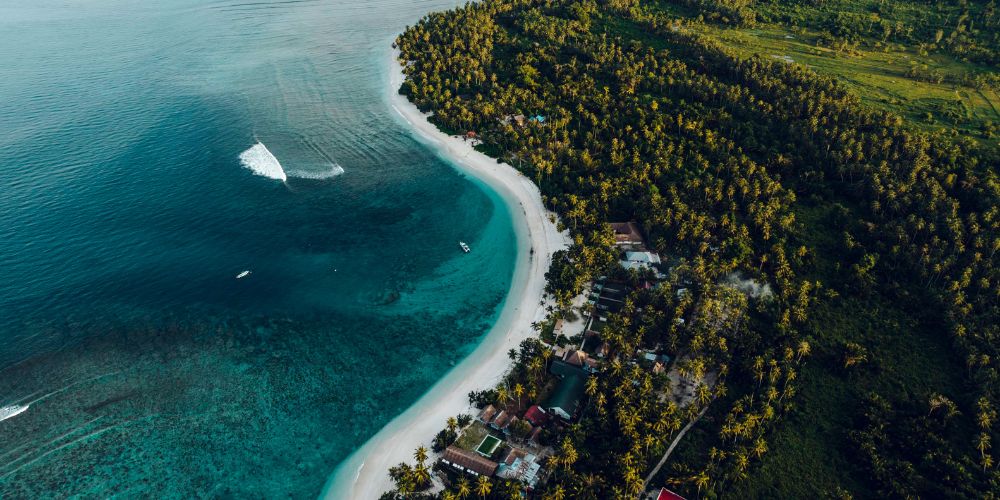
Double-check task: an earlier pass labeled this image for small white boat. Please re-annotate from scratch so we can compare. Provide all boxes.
[236,270,251,279]
[459,241,471,253]
[0,404,28,422]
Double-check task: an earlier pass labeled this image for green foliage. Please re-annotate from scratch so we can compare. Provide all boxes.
[393,0,999,497]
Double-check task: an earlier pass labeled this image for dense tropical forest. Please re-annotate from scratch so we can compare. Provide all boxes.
[392,0,999,497]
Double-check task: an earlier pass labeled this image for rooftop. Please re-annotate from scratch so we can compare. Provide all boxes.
[523,405,550,426]
[497,449,543,487]
[609,221,644,245]
[543,368,586,419]
[478,404,497,424]
[492,410,512,429]
[624,251,661,264]
[442,446,499,477]
[657,487,687,500]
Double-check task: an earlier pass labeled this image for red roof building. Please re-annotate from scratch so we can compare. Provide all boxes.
[523,405,550,426]
[657,487,687,500]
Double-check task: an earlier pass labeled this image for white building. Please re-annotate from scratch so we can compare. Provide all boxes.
[620,251,662,272]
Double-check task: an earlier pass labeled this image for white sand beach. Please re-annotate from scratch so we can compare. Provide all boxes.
[320,50,569,499]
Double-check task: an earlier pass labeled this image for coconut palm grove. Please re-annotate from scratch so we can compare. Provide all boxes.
[383,0,1000,498]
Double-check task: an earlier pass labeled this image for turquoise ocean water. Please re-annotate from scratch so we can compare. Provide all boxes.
[0,0,517,496]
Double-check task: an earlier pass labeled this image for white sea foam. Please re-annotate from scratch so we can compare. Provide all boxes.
[0,404,28,422]
[239,142,287,181]
[289,164,345,179]
[239,142,344,180]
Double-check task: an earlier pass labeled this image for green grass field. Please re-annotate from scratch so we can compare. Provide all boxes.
[699,25,1000,134]
[455,421,490,451]
[626,0,1000,143]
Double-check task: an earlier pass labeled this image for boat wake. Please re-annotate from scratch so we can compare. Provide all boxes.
[239,142,287,181]
[239,141,345,181]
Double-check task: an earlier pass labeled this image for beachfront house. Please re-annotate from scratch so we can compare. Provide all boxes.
[544,359,588,421]
[609,221,645,247]
[478,404,497,425]
[497,448,544,489]
[441,446,499,478]
[491,410,512,431]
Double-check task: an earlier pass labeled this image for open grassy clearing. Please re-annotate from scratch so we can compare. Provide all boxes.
[697,24,1000,133]
[454,421,490,451]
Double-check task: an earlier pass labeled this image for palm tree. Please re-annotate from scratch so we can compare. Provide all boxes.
[977,432,991,459]
[514,383,524,408]
[447,416,459,434]
[545,485,566,500]
[694,469,711,497]
[529,357,544,385]
[573,473,601,497]
[475,476,492,499]
[696,383,712,406]
[643,434,657,454]
[981,453,994,471]
[559,438,579,471]
[752,437,767,458]
[397,476,415,496]
[496,386,509,407]
[796,340,811,362]
[752,356,765,387]
[456,477,471,499]
[414,446,428,465]
[542,348,553,366]
[735,450,749,474]
[413,462,430,489]
[502,480,521,500]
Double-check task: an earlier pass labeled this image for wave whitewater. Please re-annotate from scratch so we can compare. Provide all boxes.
[239,142,344,181]
[239,142,287,181]
[290,164,345,179]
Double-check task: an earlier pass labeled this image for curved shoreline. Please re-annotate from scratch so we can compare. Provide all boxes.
[320,49,568,499]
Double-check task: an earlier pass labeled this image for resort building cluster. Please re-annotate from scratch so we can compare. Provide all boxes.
[424,221,691,498]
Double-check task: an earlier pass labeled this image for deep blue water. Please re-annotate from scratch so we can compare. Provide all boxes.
[0,0,517,496]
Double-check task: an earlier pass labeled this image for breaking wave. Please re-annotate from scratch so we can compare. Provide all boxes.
[289,164,345,179]
[239,142,287,181]
[239,142,344,180]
